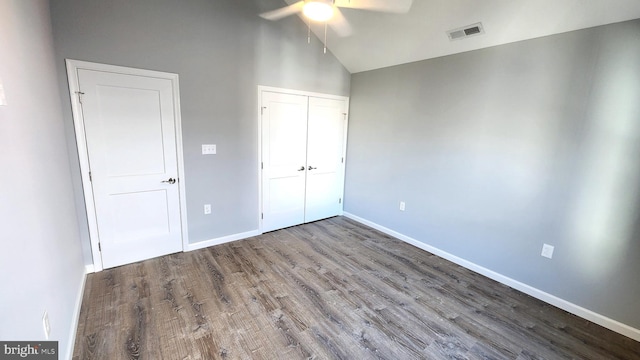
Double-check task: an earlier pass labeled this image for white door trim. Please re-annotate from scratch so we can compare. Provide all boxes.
[66,59,189,272]
[257,86,349,233]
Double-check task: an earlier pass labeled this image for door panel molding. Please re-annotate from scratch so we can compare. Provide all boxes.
[66,59,189,272]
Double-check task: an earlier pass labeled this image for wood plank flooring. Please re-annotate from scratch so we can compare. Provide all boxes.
[72,216,640,359]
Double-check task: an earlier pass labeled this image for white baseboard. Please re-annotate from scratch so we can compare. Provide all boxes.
[186,229,262,252]
[342,212,640,342]
[84,231,263,271]
[66,269,87,360]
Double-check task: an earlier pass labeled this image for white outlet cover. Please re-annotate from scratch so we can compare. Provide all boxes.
[399,201,406,211]
[541,244,554,259]
[42,311,50,339]
[204,204,212,214]
[202,144,216,155]
[0,79,7,106]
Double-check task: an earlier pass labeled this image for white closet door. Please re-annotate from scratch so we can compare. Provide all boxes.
[261,92,309,232]
[305,97,347,222]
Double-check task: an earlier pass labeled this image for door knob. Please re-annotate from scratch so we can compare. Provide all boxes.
[308,166,317,170]
[161,178,176,184]
[297,166,305,171]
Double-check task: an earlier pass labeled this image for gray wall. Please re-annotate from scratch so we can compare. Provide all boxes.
[49,0,350,263]
[0,0,86,358]
[345,20,640,329]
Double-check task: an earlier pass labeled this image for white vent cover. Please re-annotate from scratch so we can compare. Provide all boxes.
[447,22,484,41]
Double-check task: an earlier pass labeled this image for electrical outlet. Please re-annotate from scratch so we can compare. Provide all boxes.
[204,204,211,214]
[42,311,50,340]
[399,201,406,211]
[0,78,7,106]
[541,244,554,259]
[202,144,216,155]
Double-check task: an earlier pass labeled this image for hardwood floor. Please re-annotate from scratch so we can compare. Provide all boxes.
[72,217,640,359]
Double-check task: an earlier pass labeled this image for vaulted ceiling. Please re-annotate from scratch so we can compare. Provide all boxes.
[275,0,640,73]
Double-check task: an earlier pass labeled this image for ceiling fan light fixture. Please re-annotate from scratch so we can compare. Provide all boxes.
[303,1,334,22]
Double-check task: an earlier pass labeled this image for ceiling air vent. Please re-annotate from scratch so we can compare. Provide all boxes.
[447,22,484,41]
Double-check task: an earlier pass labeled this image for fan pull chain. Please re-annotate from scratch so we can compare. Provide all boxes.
[324,22,327,54]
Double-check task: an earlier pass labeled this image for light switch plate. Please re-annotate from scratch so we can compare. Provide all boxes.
[541,244,554,259]
[202,144,216,155]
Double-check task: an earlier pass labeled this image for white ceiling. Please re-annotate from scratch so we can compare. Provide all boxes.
[281,0,640,73]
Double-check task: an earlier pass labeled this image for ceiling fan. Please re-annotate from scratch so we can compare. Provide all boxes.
[259,0,414,37]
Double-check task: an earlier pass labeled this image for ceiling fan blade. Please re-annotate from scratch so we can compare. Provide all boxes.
[259,1,305,21]
[329,8,353,37]
[334,0,413,13]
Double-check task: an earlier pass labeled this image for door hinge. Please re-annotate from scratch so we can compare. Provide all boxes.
[261,162,263,170]
[75,91,85,104]
[98,242,101,251]
[341,157,344,163]
[88,171,92,182]
[339,198,342,204]
[261,213,264,219]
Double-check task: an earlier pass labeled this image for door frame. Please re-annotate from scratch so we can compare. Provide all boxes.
[66,59,189,272]
[257,86,349,233]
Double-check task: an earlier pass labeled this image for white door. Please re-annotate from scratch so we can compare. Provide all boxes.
[261,90,347,232]
[305,97,347,222]
[78,68,183,269]
[261,92,309,232]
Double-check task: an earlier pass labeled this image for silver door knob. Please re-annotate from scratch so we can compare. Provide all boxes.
[162,178,176,184]
[308,166,317,170]
[297,166,305,171]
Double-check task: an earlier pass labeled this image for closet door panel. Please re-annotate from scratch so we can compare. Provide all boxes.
[262,92,309,232]
[305,97,347,223]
